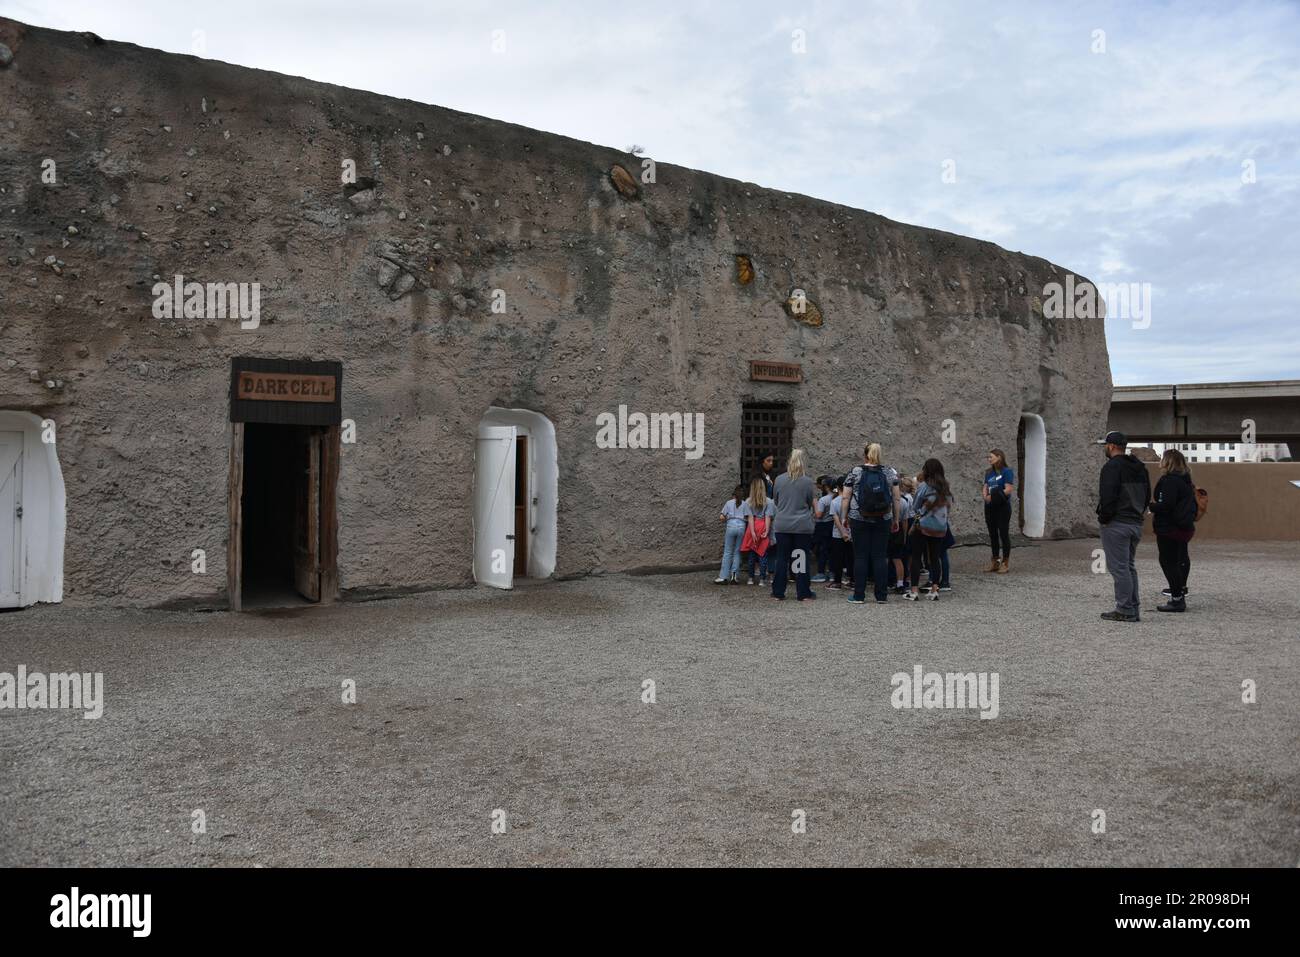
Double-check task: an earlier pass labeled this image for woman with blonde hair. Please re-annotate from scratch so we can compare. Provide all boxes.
[741,475,775,585]
[1149,448,1197,612]
[770,448,822,601]
[842,441,902,604]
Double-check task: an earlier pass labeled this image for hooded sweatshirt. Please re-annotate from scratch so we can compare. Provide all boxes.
[1096,453,1151,526]
[1150,471,1197,534]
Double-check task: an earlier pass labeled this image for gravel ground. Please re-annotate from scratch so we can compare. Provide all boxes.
[1,538,1296,867]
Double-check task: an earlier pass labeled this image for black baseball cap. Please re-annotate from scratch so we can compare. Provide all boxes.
[1095,430,1127,446]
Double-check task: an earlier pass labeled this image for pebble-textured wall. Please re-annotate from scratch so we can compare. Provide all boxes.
[0,18,1112,608]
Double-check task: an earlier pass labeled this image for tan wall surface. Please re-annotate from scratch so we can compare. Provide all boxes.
[1144,462,1300,541]
[0,19,1113,606]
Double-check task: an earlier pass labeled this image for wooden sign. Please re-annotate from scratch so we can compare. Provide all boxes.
[749,360,802,384]
[237,371,336,403]
[230,357,342,426]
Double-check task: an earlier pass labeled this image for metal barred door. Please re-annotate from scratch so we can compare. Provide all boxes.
[740,404,794,485]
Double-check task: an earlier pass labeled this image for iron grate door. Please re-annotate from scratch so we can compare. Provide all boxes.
[740,403,794,485]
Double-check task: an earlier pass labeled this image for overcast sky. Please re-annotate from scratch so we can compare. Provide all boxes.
[7,0,1297,385]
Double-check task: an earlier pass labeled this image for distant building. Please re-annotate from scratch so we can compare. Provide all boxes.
[1143,442,1291,463]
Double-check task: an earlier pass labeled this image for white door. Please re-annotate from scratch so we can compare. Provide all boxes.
[474,425,517,589]
[0,431,23,608]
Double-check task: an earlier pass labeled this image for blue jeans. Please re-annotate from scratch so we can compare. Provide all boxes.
[747,549,769,580]
[719,526,744,579]
[850,517,891,601]
[771,532,814,599]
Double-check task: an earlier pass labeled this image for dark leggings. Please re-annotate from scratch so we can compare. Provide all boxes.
[1156,534,1191,597]
[985,502,1012,559]
[909,530,942,590]
[830,537,853,586]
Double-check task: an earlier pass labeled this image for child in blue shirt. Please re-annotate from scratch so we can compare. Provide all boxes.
[716,484,747,583]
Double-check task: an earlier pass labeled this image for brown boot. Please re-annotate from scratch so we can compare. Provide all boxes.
[996,558,1010,574]
[984,558,1000,573]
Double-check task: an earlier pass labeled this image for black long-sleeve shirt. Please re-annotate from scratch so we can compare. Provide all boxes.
[1150,472,1196,532]
[1097,453,1151,525]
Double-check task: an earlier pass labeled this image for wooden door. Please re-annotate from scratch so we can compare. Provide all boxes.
[293,427,321,601]
[473,426,516,589]
[319,424,340,602]
[227,423,244,611]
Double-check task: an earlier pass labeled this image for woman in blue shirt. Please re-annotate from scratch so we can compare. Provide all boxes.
[982,449,1015,573]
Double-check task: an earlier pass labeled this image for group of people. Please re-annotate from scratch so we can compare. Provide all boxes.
[1096,430,1200,620]
[715,430,1203,618]
[716,444,1020,604]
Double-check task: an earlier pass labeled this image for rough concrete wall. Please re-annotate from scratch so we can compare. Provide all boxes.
[0,19,1112,607]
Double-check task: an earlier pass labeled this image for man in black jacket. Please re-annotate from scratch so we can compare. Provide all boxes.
[1095,431,1151,622]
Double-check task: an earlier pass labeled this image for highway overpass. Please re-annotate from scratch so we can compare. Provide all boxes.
[1109,380,1300,443]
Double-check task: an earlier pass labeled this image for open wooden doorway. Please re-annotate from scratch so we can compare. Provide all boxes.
[228,422,339,610]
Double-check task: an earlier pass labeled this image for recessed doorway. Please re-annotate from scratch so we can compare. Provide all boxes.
[239,423,331,607]
[227,357,342,611]
[473,408,557,589]
[0,410,66,609]
[740,402,794,484]
[1017,413,1047,538]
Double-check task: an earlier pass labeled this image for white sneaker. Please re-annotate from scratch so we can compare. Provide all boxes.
[927,590,940,602]
[714,577,727,584]
[903,591,920,602]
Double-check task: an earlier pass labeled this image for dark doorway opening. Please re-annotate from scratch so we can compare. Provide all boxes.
[241,423,307,607]
[513,434,529,577]
[236,423,338,609]
[740,403,794,485]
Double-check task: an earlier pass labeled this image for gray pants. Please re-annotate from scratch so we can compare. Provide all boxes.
[1101,521,1142,616]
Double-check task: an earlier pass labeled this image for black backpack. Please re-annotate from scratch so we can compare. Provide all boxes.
[854,466,891,517]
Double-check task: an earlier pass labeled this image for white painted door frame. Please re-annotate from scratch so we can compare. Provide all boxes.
[0,411,66,607]
[473,425,517,589]
[478,407,558,581]
[0,431,23,607]
[1020,413,1047,538]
